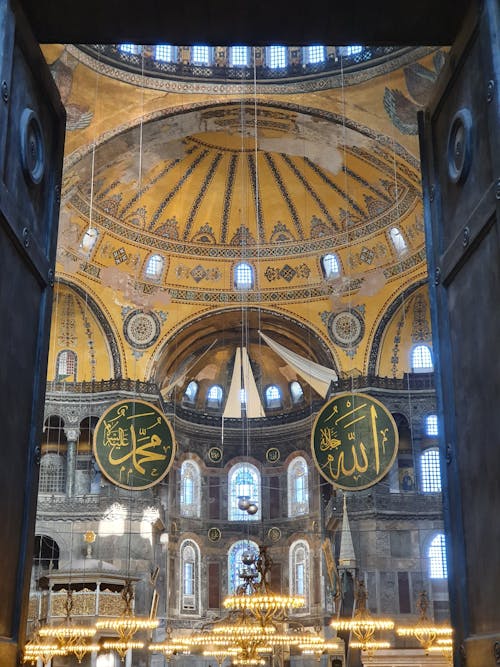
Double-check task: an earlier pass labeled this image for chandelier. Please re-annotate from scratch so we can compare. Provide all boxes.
[38,589,98,662]
[23,637,67,665]
[396,591,453,652]
[96,579,159,641]
[330,580,394,653]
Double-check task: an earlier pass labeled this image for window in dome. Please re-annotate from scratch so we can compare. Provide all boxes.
[389,226,408,255]
[289,540,309,610]
[290,381,304,404]
[206,385,223,409]
[411,344,433,372]
[306,45,325,64]
[81,227,98,253]
[230,46,250,66]
[428,534,447,579]
[180,540,200,611]
[426,414,438,437]
[118,44,141,55]
[184,381,198,403]
[192,45,210,65]
[265,385,282,409]
[228,463,261,521]
[321,253,341,280]
[180,461,201,517]
[228,540,259,593]
[268,46,287,69]
[338,45,363,57]
[234,262,254,289]
[144,253,165,280]
[56,350,77,381]
[288,457,309,517]
[154,44,175,62]
[421,448,441,493]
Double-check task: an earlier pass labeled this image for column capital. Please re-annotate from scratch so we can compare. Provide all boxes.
[64,427,80,442]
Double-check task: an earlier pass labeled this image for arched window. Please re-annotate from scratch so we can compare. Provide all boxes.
[290,381,304,403]
[180,540,200,612]
[180,461,201,518]
[268,46,287,69]
[321,253,341,280]
[289,540,309,610]
[184,381,198,403]
[421,448,442,493]
[412,344,433,372]
[428,534,448,579]
[265,385,282,409]
[154,44,175,62]
[389,227,408,254]
[426,414,438,436]
[144,253,165,280]
[206,385,223,409]
[39,454,66,494]
[306,45,325,63]
[230,46,249,66]
[234,262,254,289]
[228,540,259,593]
[81,227,98,253]
[33,535,60,570]
[288,457,309,517]
[228,463,261,521]
[192,45,210,65]
[56,350,77,381]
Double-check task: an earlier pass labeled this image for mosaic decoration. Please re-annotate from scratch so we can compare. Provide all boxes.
[175,265,222,282]
[324,309,365,349]
[412,293,431,342]
[311,392,399,491]
[208,527,221,542]
[266,448,281,463]
[93,400,175,490]
[207,446,223,464]
[57,293,77,346]
[268,527,282,542]
[123,309,161,349]
[113,247,128,264]
[264,264,311,283]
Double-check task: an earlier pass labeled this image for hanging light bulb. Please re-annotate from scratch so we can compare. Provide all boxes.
[246,503,258,515]
[238,496,251,511]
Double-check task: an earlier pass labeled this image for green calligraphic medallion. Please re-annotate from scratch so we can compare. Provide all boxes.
[311,392,399,491]
[93,400,176,490]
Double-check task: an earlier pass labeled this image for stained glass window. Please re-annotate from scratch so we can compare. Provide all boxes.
[180,540,200,611]
[228,540,259,593]
[426,414,438,436]
[56,350,77,380]
[154,44,174,62]
[231,46,249,66]
[180,461,201,517]
[228,463,261,521]
[288,457,309,516]
[268,46,287,68]
[290,381,304,403]
[307,45,325,63]
[206,385,223,408]
[289,541,309,609]
[265,385,281,409]
[192,45,210,65]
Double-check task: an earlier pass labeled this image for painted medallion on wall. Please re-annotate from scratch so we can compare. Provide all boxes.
[311,392,398,491]
[93,400,176,490]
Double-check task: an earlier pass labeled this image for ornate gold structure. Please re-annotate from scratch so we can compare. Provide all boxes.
[330,581,394,652]
[95,579,159,641]
[396,591,453,651]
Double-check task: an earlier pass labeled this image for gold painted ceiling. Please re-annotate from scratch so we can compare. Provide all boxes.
[47,45,436,389]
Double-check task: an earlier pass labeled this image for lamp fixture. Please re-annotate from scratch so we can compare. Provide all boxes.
[396,591,453,652]
[330,580,394,653]
[95,579,159,641]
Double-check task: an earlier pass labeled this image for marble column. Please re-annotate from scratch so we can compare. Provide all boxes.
[64,427,80,498]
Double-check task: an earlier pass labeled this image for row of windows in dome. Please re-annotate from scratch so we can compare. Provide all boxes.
[118,45,364,68]
[184,379,304,409]
[178,532,447,611]
[79,235,410,289]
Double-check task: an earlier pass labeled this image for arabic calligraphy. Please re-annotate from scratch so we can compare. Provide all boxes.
[311,392,398,490]
[93,400,175,490]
